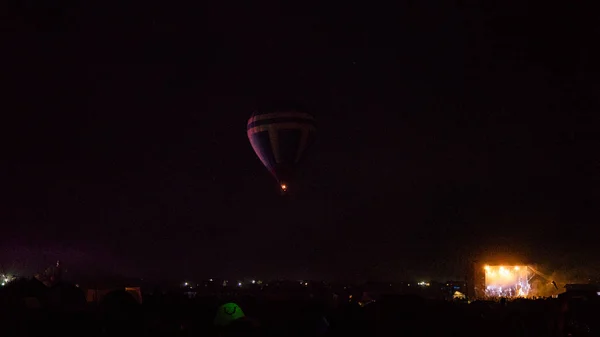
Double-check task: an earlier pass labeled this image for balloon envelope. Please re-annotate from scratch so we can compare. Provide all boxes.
[247,110,316,191]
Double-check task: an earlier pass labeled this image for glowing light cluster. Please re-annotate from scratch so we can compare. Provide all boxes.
[483,265,530,298]
[1,274,15,286]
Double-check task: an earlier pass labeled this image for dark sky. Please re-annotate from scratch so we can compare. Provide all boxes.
[2,1,599,282]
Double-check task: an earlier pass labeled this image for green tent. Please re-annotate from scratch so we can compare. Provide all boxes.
[214,302,246,326]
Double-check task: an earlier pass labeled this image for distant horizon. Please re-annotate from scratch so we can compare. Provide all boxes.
[3,255,597,287]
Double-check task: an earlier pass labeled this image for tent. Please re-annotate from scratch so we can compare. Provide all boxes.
[214,302,246,326]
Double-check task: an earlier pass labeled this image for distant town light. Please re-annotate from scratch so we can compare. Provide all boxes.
[238,282,242,286]
[252,280,256,284]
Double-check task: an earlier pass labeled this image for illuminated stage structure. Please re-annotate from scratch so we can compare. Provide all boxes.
[482,265,531,298]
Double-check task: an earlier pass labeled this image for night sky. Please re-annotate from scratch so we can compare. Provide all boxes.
[2,2,598,282]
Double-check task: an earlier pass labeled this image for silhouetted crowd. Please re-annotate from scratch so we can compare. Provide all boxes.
[1,278,599,337]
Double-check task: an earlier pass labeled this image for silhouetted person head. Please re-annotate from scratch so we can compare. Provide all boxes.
[100,290,141,334]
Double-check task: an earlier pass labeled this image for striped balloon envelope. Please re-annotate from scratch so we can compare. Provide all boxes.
[247,110,316,193]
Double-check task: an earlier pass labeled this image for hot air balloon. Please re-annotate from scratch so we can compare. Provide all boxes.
[247,110,316,193]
